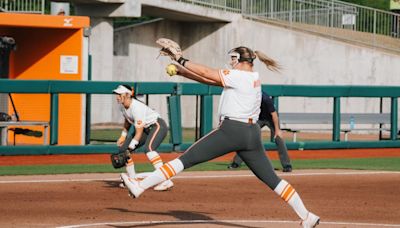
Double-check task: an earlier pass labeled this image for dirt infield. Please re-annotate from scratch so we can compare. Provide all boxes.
[1,170,400,228]
[1,149,400,227]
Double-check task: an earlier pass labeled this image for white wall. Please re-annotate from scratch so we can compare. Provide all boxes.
[101,18,400,127]
[89,18,115,124]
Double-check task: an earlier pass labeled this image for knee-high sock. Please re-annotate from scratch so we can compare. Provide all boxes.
[125,157,136,178]
[140,158,184,189]
[274,179,309,220]
[146,151,163,169]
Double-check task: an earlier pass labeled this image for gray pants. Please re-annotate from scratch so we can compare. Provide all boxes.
[119,118,168,153]
[180,119,281,189]
[232,119,292,169]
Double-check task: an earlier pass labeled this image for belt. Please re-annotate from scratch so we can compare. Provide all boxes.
[223,117,254,124]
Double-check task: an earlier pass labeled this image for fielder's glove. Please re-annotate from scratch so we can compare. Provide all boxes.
[110,150,130,169]
[156,38,189,66]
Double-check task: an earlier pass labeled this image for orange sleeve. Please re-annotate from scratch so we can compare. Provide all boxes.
[218,70,226,87]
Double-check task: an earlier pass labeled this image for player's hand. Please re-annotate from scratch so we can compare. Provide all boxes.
[117,136,126,146]
[128,139,139,151]
[274,129,283,139]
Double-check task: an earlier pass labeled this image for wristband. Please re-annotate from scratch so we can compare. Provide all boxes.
[128,139,139,150]
[121,130,127,137]
[177,57,189,67]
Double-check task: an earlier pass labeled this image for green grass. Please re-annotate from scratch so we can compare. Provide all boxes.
[1,157,400,176]
[340,0,390,11]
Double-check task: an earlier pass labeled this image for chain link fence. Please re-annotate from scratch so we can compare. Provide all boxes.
[175,0,400,52]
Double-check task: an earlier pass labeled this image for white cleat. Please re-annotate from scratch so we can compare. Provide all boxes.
[301,212,320,228]
[120,173,145,198]
[119,173,126,188]
[153,179,174,191]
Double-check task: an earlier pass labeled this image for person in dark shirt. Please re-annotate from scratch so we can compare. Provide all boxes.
[228,92,292,172]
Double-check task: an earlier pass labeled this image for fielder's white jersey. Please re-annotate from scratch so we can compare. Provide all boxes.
[119,99,160,128]
[218,69,261,122]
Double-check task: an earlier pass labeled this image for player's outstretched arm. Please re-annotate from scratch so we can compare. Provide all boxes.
[175,64,220,86]
[183,61,222,87]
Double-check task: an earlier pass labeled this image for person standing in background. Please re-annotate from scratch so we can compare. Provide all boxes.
[228,91,292,172]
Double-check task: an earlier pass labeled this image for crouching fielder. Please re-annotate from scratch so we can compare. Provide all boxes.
[121,39,319,228]
[112,84,173,191]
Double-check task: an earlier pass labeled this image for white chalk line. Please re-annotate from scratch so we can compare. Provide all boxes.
[0,170,399,184]
[2,170,399,228]
[56,219,400,228]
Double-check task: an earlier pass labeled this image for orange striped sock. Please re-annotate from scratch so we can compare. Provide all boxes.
[140,158,184,190]
[146,151,163,169]
[126,158,136,178]
[274,180,308,220]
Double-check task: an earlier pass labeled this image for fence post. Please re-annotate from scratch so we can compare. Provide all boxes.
[167,93,182,150]
[390,97,398,140]
[332,97,341,141]
[241,0,246,14]
[272,96,279,142]
[330,0,334,28]
[269,0,273,19]
[373,9,377,45]
[41,0,45,14]
[200,95,213,137]
[85,55,92,145]
[50,93,59,145]
[289,0,293,25]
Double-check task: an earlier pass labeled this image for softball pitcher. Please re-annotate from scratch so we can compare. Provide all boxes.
[121,39,319,228]
[113,84,173,191]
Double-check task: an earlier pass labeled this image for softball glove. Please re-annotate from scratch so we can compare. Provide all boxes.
[156,38,182,61]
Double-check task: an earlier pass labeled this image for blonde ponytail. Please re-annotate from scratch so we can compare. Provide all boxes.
[255,50,281,72]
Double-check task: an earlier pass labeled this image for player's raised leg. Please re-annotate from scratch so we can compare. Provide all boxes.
[122,124,240,198]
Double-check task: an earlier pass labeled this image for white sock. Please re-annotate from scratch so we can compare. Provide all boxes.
[274,179,309,220]
[125,157,136,178]
[146,151,163,169]
[140,158,184,189]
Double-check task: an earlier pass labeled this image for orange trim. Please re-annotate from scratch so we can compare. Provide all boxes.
[148,122,160,151]
[285,190,296,202]
[280,184,290,198]
[163,164,175,177]
[150,156,161,162]
[127,158,134,165]
[151,157,163,165]
[165,163,176,176]
[218,70,226,87]
[282,185,294,201]
[160,167,169,179]
[0,13,89,29]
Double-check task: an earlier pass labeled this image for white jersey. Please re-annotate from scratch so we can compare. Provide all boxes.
[120,99,160,128]
[218,69,261,122]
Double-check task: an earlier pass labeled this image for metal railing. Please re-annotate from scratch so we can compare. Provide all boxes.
[176,0,242,13]
[176,0,400,53]
[0,80,399,155]
[0,0,45,14]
